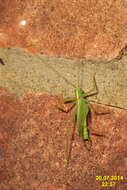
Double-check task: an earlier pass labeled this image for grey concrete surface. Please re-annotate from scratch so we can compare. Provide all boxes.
[0,47,127,109]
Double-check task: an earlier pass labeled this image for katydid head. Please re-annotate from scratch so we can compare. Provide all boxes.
[75,87,86,99]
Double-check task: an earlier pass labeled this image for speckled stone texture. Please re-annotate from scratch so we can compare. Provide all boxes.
[0,88,127,190]
[0,1,127,189]
[0,0,127,58]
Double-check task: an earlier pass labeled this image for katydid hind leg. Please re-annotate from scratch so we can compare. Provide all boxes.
[65,110,76,165]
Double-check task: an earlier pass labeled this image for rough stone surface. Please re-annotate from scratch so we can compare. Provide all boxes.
[1,47,127,109]
[0,0,127,58]
[0,88,127,190]
[0,1,127,189]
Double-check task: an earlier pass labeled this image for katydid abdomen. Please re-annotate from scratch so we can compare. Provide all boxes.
[75,88,90,140]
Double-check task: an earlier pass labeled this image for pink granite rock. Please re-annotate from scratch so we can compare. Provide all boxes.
[0,88,127,189]
[0,0,127,58]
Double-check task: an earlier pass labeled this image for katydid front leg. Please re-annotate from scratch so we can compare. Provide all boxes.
[84,76,98,97]
[56,96,76,112]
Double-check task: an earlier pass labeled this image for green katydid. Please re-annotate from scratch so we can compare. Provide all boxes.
[57,75,103,164]
[53,60,110,165]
